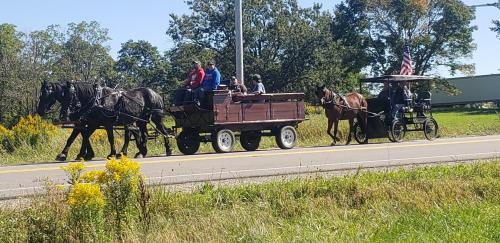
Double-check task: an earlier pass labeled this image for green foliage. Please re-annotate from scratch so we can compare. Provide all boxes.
[2,162,498,242]
[332,0,476,76]
[167,0,357,98]
[492,20,500,38]
[115,40,174,89]
[0,24,23,122]
[0,21,114,124]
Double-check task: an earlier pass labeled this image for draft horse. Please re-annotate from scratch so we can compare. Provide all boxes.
[60,82,172,160]
[315,85,368,146]
[37,81,94,161]
[37,81,139,161]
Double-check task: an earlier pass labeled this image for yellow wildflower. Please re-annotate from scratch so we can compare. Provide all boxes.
[67,183,105,208]
[81,170,107,184]
[104,156,140,188]
[62,162,85,184]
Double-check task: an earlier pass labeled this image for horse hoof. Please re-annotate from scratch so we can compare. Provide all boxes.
[331,142,336,146]
[134,153,144,159]
[107,154,116,160]
[55,154,67,161]
[116,153,124,159]
[166,150,173,156]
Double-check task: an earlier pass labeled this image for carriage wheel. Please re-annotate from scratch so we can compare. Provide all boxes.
[390,120,406,143]
[276,126,297,149]
[353,122,368,144]
[424,118,438,141]
[212,129,236,153]
[240,131,262,151]
[176,129,200,155]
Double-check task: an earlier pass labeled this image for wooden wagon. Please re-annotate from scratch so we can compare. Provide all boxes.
[168,90,306,155]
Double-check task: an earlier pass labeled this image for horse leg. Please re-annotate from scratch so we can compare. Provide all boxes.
[135,122,148,158]
[118,125,131,158]
[105,125,117,159]
[346,118,354,145]
[333,118,341,145]
[80,127,96,161]
[129,127,144,158]
[152,112,172,156]
[57,128,80,161]
[327,119,336,146]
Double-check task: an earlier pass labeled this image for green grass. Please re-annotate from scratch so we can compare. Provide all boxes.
[1,161,499,242]
[1,108,499,165]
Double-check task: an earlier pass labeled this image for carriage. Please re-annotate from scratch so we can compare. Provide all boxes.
[168,90,306,155]
[353,75,439,144]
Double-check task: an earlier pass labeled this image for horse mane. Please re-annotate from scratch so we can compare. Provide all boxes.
[323,87,335,102]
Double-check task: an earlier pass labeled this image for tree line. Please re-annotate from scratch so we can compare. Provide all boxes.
[0,0,480,124]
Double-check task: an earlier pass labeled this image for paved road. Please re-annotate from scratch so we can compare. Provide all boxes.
[1,135,500,199]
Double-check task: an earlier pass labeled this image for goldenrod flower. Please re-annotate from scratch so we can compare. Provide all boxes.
[67,183,105,208]
[62,162,85,184]
[81,170,107,184]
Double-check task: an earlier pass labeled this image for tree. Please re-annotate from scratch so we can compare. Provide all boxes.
[332,0,476,76]
[115,40,172,89]
[167,0,353,99]
[492,1,500,38]
[54,21,114,82]
[0,24,23,122]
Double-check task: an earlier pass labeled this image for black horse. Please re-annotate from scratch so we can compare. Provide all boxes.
[60,82,172,160]
[37,81,93,161]
[36,81,139,161]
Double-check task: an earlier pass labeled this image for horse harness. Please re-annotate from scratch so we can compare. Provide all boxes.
[68,84,152,124]
[322,90,351,111]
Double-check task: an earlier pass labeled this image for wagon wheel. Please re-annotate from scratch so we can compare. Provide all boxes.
[240,131,262,151]
[424,118,438,141]
[176,129,200,155]
[212,129,236,153]
[390,120,406,143]
[275,126,297,149]
[353,122,368,144]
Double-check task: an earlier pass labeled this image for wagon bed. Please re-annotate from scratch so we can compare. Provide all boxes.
[168,90,306,155]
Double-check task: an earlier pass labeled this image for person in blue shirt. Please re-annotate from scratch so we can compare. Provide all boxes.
[195,60,221,107]
[202,60,221,91]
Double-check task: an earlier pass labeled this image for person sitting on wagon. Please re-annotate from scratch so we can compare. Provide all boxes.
[202,60,221,92]
[229,76,247,94]
[197,60,221,106]
[250,74,266,103]
[390,82,407,120]
[251,74,266,95]
[174,60,205,106]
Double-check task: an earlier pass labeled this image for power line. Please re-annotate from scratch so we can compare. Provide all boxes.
[470,2,500,9]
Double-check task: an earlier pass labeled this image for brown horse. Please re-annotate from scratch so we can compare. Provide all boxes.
[315,85,368,145]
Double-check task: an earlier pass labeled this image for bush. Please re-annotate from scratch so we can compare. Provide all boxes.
[0,115,58,153]
[0,124,14,152]
[62,156,141,241]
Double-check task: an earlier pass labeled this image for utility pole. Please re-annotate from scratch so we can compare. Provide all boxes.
[235,0,244,85]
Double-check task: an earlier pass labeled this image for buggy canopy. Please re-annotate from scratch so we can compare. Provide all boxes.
[361,75,433,83]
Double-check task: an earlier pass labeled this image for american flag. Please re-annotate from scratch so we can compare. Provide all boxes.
[400,44,413,75]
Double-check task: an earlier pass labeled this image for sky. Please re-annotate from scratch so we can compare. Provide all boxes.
[0,0,498,77]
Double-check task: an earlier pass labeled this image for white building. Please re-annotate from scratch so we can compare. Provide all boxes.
[433,74,500,106]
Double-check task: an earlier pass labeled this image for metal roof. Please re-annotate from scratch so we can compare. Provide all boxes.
[361,75,433,83]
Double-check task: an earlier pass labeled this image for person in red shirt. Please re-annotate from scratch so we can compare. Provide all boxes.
[184,60,205,89]
[174,60,205,106]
